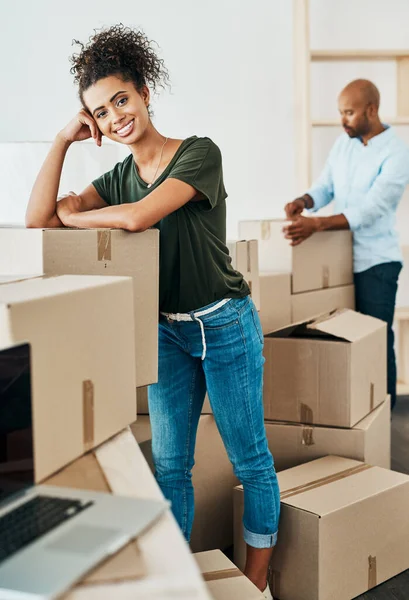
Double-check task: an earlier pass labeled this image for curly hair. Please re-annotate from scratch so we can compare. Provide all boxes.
[70,24,169,108]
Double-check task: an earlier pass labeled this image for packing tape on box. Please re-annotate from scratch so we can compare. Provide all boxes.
[370,383,375,411]
[83,380,95,452]
[300,403,314,424]
[202,567,242,582]
[97,230,112,261]
[368,555,377,589]
[322,265,330,288]
[281,463,373,500]
[261,221,271,240]
[302,426,315,446]
[270,570,281,598]
[246,241,251,273]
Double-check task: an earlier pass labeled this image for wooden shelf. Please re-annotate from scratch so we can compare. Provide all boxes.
[311,49,409,61]
[312,117,409,127]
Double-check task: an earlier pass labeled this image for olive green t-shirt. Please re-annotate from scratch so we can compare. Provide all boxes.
[92,136,249,313]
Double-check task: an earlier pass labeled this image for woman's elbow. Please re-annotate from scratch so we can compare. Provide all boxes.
[124,215,148,233]
[25,214,40,228]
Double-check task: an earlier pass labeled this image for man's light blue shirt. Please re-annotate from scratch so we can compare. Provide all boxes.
[307,126,409,273]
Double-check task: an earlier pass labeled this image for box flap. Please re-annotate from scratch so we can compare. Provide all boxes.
[267,309,385,342]
[0,274,132,304]
[195,550,236,575]
[307,309,386,342]
[278,455,409,516]
[352,396,389,431]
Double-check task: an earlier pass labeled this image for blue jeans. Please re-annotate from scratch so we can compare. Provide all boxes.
[148,296,280,548]
[354,261,402,410]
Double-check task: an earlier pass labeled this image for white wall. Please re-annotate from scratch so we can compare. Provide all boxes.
[0,0,295,238]
[1,0,408,269]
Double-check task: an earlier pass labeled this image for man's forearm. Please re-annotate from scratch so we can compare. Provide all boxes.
[315,213,350,232]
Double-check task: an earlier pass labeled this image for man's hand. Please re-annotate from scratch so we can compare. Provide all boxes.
[284,198,305,219]
[283,216,320,246]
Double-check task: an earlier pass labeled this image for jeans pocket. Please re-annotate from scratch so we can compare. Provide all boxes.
[251,306,264,346]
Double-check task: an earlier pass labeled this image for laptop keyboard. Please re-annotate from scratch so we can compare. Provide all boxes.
[0,495,94,563]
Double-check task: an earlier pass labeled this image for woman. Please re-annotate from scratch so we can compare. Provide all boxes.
[26,25,280,597]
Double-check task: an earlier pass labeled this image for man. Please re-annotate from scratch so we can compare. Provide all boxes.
[284,79,409,410]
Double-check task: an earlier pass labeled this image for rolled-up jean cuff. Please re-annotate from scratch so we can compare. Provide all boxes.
[243,525,278,548]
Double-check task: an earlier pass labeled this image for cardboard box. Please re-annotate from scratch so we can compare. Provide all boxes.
[195,550,263,600]
[263,309,387,427]
[291,284,355,322]
[0,227,159,387]
[259,272,292,334]
[395,306,409,388]
[238,220,353,293]
[0,275,42,284]
[47,429,211,600]
[265,397,390,472]
[234,456,409,600]
[202,393,212,414]
[136,385,149,415]
[0,275,136,481]
[227,239,260,310]
[131,415,238,552]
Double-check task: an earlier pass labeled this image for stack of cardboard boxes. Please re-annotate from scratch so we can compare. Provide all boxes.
[0,227,216,599]
[6,221,407,598]
[231,220,409,599]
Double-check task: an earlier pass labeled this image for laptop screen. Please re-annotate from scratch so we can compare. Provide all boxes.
[0,343,34,504]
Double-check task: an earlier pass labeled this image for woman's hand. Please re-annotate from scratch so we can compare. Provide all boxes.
[56,192,81,226]
[58,110,102,146]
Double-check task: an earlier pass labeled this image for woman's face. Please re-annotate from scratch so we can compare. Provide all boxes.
[83,75,150,144]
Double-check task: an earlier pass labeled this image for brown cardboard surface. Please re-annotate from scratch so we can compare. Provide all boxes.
[0,227,159,387]
[47,429,210,600]
[195,550,263,600]
[0,275,136,481]
[238,220,353,293]
[265,397,391,472]
[291,284,355,322]
[263,309,387,427]
[136,386,149,415]
[259,272,292,334]
[227,240,260,310]
[131,415,238,552]
[0,275,42,284]
[234,456,409,600]
[202,393,212,414]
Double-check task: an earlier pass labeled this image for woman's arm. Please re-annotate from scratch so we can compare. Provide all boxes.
[25,110,103,228]
[25,134,72,228]
[59,177,198,231]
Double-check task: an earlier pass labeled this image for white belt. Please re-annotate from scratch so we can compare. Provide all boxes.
[161,298,231,360]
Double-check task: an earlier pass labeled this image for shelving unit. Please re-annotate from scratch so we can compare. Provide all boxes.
[293,0,409,189]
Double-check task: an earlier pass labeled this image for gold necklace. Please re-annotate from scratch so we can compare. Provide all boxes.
[147,137,169,188]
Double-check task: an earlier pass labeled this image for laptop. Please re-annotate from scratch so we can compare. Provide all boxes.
[0,342,167,599]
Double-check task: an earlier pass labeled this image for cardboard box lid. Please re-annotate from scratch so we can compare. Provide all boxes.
[0,275,42,285]
[0,274,132,304]
[277,456,408,517]
[353,395,390,431]
[195,550,263,600]
[268,309,386,343]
